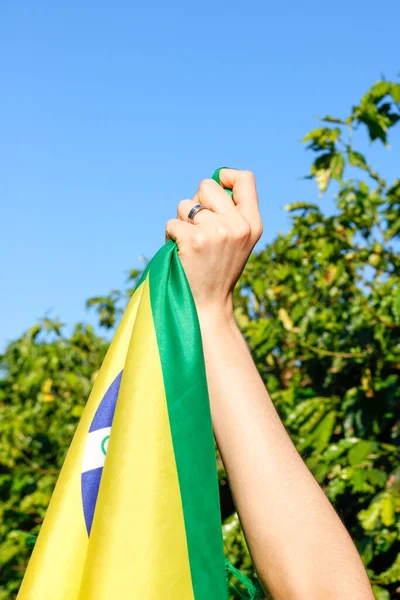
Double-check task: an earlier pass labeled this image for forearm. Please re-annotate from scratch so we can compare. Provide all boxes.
[198,310,374,600]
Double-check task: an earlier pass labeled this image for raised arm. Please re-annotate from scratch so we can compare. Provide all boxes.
[166,169,374,600]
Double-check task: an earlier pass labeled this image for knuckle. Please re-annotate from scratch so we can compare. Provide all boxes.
[192,231,206,250]
[215,224,229,241]
[253,221,263,240]
[235,220,251,241]
[199,178,215,195]
[241,170,255,182]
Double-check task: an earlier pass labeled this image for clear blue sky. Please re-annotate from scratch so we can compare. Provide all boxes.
[1,0,399,347]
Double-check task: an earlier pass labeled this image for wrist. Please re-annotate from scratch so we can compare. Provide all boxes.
[196,302,237,333]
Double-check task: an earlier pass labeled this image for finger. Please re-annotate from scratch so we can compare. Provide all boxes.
[177,199,214,224]
[218,169,262,236]
[194,178,237,216]
[165,218,193,243]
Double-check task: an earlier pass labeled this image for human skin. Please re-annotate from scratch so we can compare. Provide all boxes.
[165,169,374,600]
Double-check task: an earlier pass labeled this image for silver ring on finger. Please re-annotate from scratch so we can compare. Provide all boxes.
[187,203,208,224]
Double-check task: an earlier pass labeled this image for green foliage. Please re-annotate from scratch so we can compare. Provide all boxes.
[1,78,400,599]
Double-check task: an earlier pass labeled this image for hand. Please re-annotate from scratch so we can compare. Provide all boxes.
[165,169,263,321]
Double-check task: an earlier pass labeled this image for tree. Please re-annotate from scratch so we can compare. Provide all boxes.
[0,79,399,600]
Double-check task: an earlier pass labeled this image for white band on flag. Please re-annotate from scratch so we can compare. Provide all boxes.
[82,427,111,473]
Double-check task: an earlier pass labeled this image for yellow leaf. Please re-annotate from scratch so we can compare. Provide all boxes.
[42,393,55,403]
[72,405,84,418]
[40,378,55,402]
[381,494,395,527]
[266,353,274,366]
[42,378,53,394]
[278,308,293,331]
[361,368,374,397]
[316,168,331,193]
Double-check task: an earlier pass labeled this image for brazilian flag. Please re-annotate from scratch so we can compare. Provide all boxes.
[17,170,260,600]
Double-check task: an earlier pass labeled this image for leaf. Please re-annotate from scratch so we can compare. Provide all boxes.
[385,216,400,240]
[348,149,368,169]
[28,324,41,341]
[309,151,334,193]
[252,279,265,298]
[367,469,387,488]
[283,202,319,212]
[278,308,294,331]
[330,152,345,181]
[275,265,291,282]
[326,477,346,501]
[358,499,382,531]
[298,402,329,436]
[321,115,345,124]
[368,81,392,101]
[41,393,55,403]
[322,265,337,285]
[351,470,373,493]
[357,108,388,144]
[286,398,322,427]
[381,494,395,527]
[357,537,374,565]
[322,438,358,462]
[392,285,400,323]
[313,410,337,452]
[302,127,341,150]
[391,83,400,102]
[316,168,331,193]
[372,585,390,600]
[42,379,53,394]
[312,462,330,482]
[71,405,84,418]
[348,440,377,466]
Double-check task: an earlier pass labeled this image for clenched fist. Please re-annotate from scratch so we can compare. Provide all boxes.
[165,169,263,321]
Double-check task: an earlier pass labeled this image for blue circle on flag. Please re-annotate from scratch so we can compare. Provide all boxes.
[81,371,122,535]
